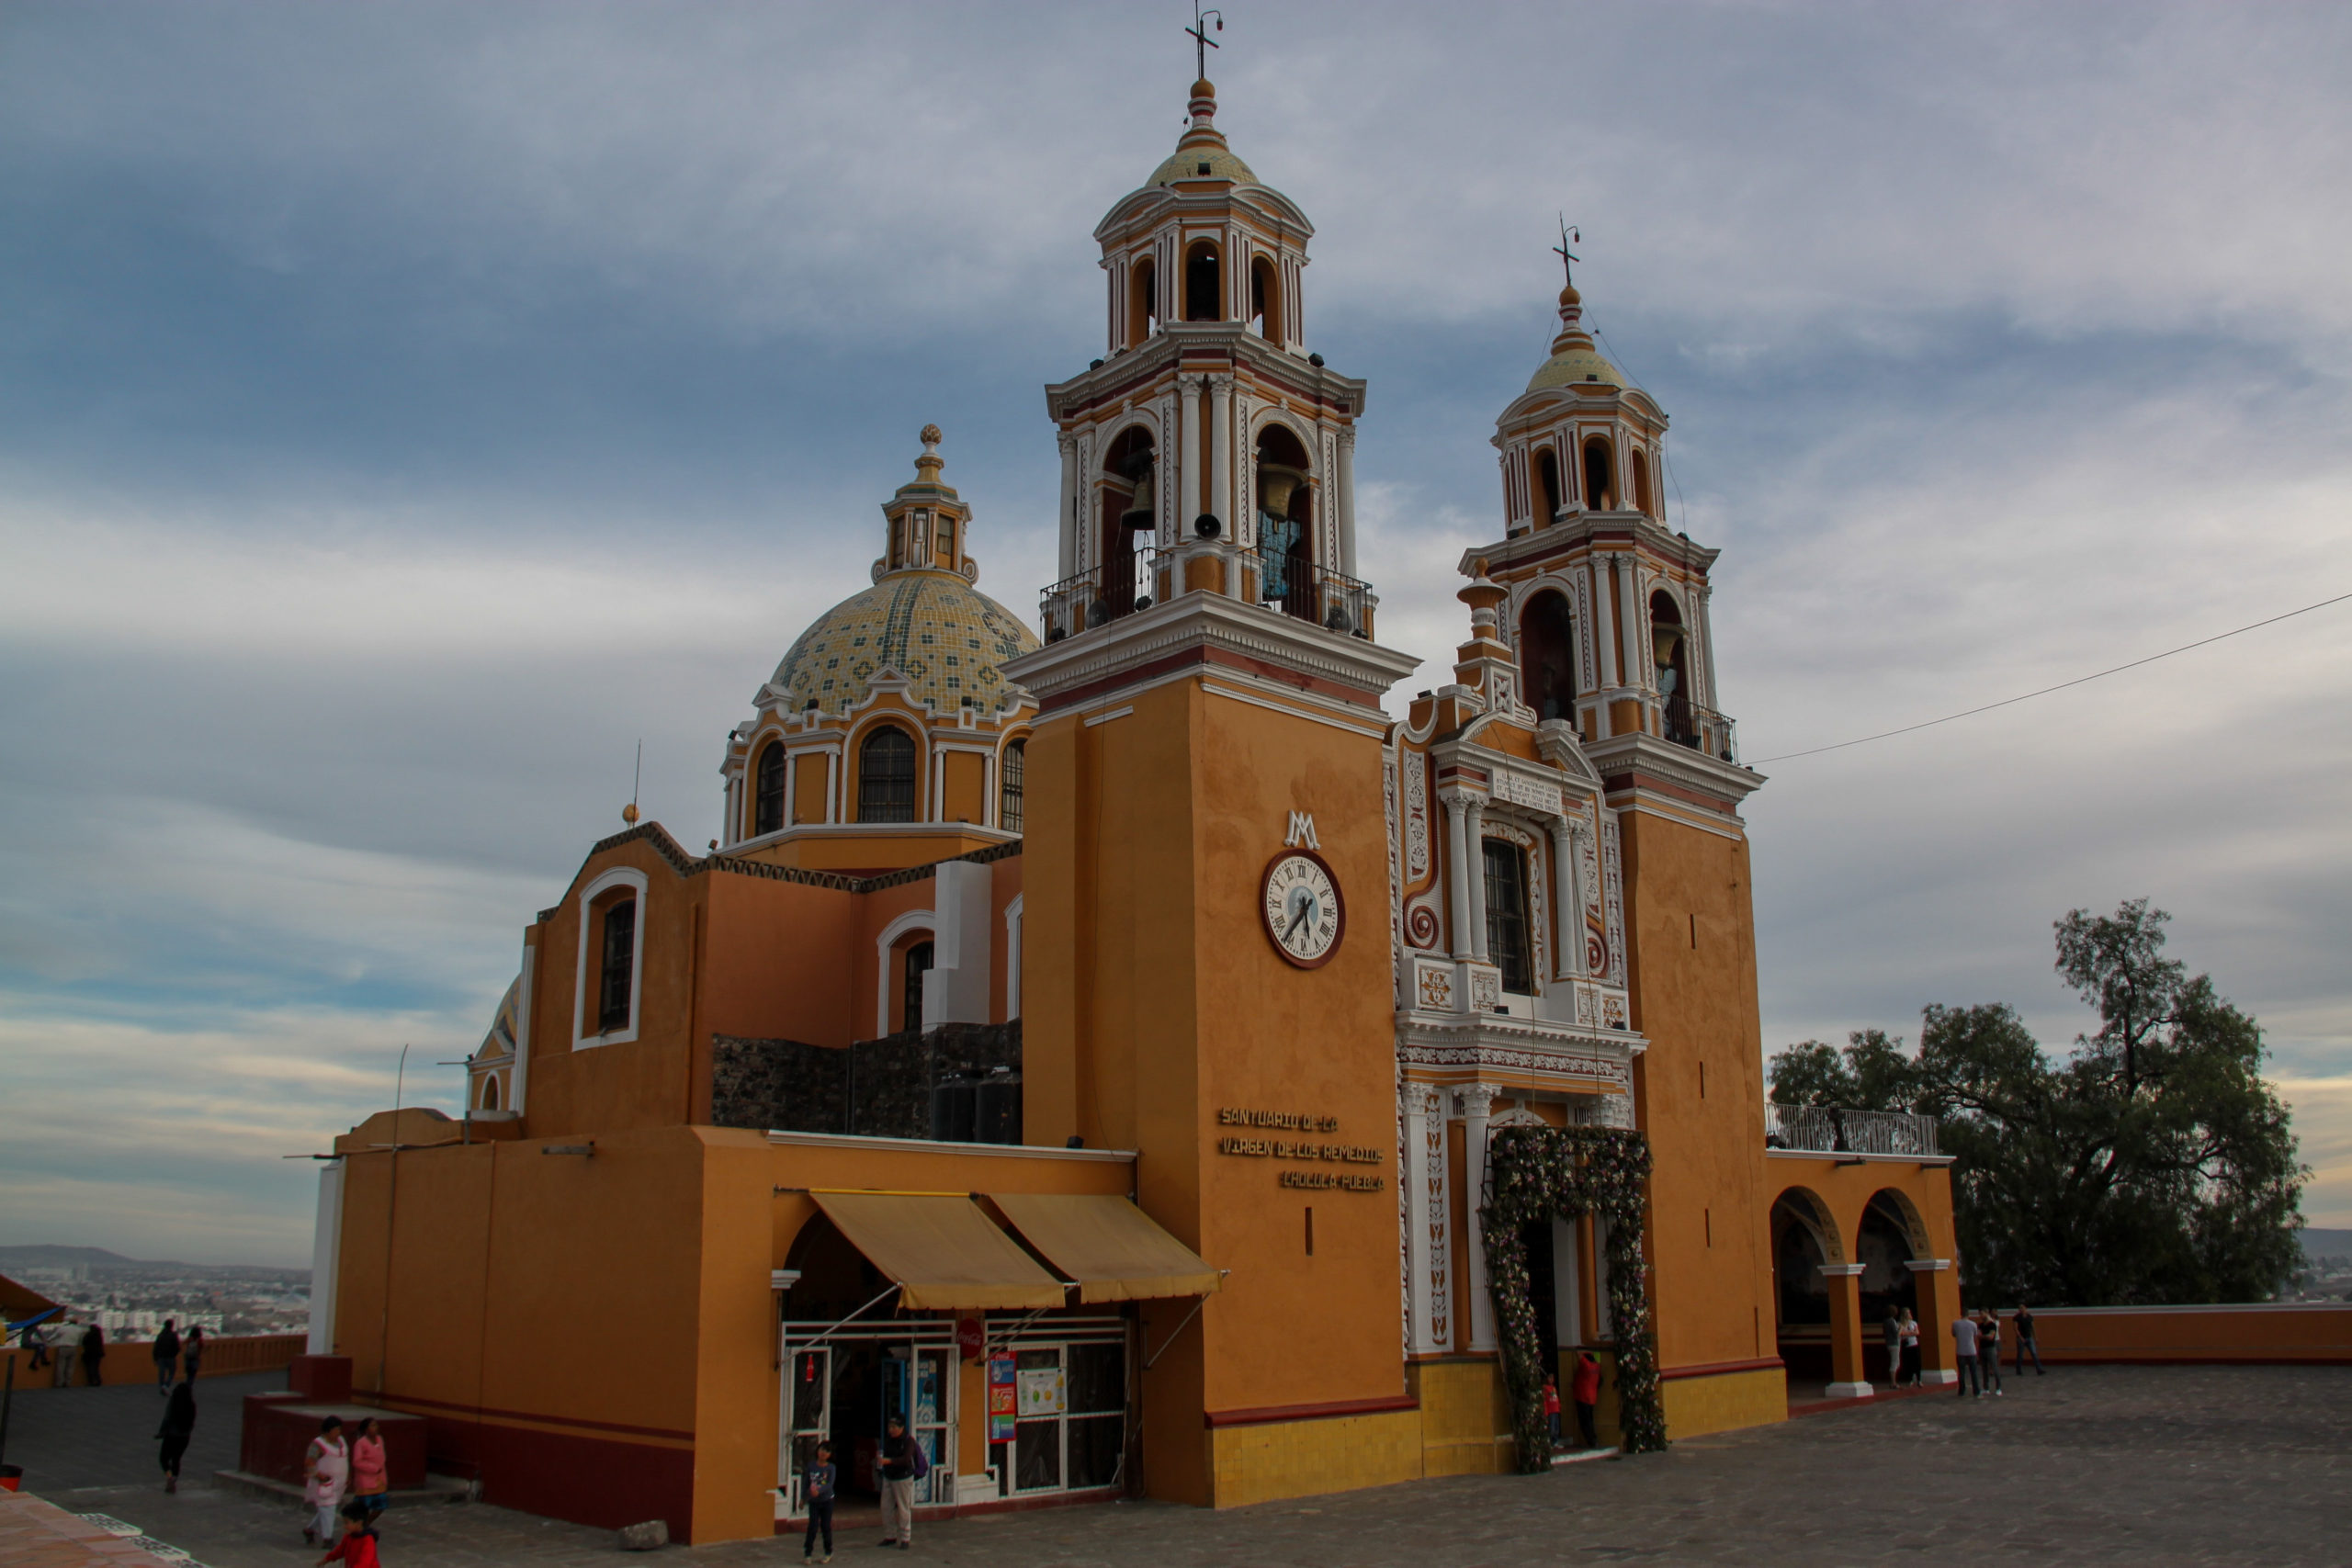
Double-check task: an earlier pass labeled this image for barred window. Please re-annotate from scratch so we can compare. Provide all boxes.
[597,897,636,1033]
[902,941,933,1034]
[1482,840,1533,995]
[1000,740,1026,833]
[753,741,786,836]
[858,726,918,822]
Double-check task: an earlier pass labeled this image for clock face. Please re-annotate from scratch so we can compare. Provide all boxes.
[1261,850,1343,969]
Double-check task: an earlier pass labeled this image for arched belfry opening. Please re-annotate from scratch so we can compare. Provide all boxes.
[1131,257,1158,346]
[1519,589,1577,723]
[1096,427,1158,623]
[1532,447,1562,525]
[1649,591,1693,745]
[1254,424,1315,620]
[1183,240,1223,321]
[1630,447,1655,517]
[1250,255,1282,343]
[1582,436,1616,512]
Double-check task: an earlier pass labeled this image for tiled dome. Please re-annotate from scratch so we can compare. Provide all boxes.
[771,570,1040,718]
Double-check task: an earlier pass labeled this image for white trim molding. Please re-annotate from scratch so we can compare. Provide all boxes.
[572,866,650,1050]
[1004,894,1024,1021]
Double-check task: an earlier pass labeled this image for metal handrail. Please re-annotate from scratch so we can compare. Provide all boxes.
[1039,547,1377,642]
[1662,694,1739,764]
[1765,1103,1941,1157]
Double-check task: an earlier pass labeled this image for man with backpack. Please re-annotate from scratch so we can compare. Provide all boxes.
[876,1415,925,1551]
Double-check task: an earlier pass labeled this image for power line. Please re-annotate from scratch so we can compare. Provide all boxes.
[1750,589,2352,764]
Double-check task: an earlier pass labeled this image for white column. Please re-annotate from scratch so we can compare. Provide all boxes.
[1591,557,1620,690]
[825,751,840,824]
[781,751,797,831]
[1337,430,1359,580]
[1549,819,1578,981]
[1460,1085,1498,1353]
[306,1159,345,1355]
[1695,584,1719,711]
[1442,791,1474,962]
[1464,799,1489,963]
[1401,1084,1439,1354]
[1616,553,1645,695]
[1057,433,1079,581]
[723,773,741,849]
[1209,375,1232,539]
[1178,375,1203,547]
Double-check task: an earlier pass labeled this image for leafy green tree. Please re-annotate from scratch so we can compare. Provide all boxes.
[1767,900,2303,1306]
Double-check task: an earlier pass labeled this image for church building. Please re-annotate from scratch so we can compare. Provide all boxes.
[310,70,1961,1545]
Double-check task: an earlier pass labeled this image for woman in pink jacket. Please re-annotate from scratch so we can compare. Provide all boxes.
[350,1417,390,1523]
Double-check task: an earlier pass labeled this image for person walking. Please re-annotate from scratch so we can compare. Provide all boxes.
[2013,1306,2044,1375]
[876,1416,918,1551]
[156,1382,198,1494]
[1898,1310,1920,1387]
[1978,1312,2004,1395]
[350,1417,389,1524]
[1951,1311,1981,1397]
[79,1322,107,1387]
[318,1500,381,1568]
[1571,1351,1602,1451]
[1542,1376,1564,1451]
[303,1416,350,1547]
[182,1325,206,1384]
[23,1316,51,1372]
[152,1321,182,1396]
[797,1439,836,1562]
[1881,1307,1902,1390]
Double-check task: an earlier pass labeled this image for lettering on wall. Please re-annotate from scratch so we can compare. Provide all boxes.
[1216,1107,1385,1192]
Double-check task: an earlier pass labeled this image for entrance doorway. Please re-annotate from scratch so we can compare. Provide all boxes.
[778,1323,956,1520]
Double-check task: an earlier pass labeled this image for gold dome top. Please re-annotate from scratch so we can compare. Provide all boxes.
[1148,76,1258,186]
[1525,281,1624,391]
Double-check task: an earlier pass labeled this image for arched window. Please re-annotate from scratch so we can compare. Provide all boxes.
[1519,590,1577,723]
[1481,840,1533,995]
[480,1076,500,1111]
[1650,590,1695,746]
[1631,448,1655,516]
[999,739,1026,833]
[1533,448,1562,524]
[857,727,919,822]
[1132,257,1158,345]
[1250,255,1282,342]
[1254,424,1316,621]
[1098,427,1157,622]
[753,741,786,837]
[1582,437,1615,512]
[902,940,933,1034]
[1183,240,1222,321]
[597,897,636,1034]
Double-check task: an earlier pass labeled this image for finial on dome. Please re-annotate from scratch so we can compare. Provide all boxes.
[1186,3,1223,88]
[915,423,944,482]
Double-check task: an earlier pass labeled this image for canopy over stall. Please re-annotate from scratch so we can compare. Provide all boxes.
[809,1192,1064,1311]
[989,1194,1221,1303]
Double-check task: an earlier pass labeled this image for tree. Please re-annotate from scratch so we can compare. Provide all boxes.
[1767,900,2304,1306]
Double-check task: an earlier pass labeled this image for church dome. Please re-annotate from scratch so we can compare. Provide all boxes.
[1144,80,1259,188]
[770,570,1040,718]
[1525,345,1625,393]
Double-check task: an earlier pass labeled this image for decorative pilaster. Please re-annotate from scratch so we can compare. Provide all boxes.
[1459,1083,1499,1352]
[1614,553,1643,702]
[1464,797,1490,963]
[1056,432,1080,580]
[1440,788,1476,962]
[1548,819,1577,981]
[1402,1083,1446,1354]
[1208,374,1233,536]
[1337,428,1359,579]
[1177,375,1203,546]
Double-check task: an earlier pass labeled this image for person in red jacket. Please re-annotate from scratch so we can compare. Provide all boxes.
[1571,1352,1602,1451]
[319,1501,380,1568]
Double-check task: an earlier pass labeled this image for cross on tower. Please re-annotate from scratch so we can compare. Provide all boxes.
[1187,3,1223,80]
[1553,218,1580,288]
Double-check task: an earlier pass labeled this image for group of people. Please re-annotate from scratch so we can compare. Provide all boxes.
[788,1413,928,1562]
[302,1414,392,1562]
[19,1316,207,1390]
[1878,1303,2048,1395]
[1539,1351,1605,1453]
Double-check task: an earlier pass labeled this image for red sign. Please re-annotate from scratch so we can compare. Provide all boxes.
[955,1316,984,1361]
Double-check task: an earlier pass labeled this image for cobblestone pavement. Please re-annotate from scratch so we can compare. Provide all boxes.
[1,1371,279,1494]
[17,1365,2350,1567]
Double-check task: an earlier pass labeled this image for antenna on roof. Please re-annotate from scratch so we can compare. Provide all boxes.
[622,739,642,827]
[1553,216,1580,288]
[1188,2,1223,81]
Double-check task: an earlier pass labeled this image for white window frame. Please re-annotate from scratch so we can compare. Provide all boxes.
[875,908,937,1038]
[573,866,650,1049]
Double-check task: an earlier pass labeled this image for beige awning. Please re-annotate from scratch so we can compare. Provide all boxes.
[989,1193,1222,1303]
[810,1193,1065,1312]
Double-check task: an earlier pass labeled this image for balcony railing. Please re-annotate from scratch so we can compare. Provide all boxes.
[1038,547,1377,643]
[1765,1103,1941,1157]
[1662,694,1739,764]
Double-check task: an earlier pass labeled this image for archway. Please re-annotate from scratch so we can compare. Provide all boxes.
[1254,423,1315,620]
[1649,591,1694,745]
[1770,1186,1861,1395]
[1183,240,1221,321]
[1098,426,1158,621]
[1249,254,1282,342]
[1518,589,1577,723]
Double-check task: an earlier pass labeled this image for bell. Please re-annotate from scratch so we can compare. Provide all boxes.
[1257,465,1303,518]
[1120,466,1157,530]
[1651,620,1683,670]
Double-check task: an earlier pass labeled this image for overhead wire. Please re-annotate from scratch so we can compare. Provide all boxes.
[1749,590,2352,764]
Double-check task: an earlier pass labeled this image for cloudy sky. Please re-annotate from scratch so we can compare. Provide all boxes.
[5,2,2348,1266]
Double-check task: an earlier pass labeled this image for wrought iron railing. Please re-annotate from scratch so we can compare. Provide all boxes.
[1260,553,1375,637]
[1662,694,1739,764]
[1038,547,1377,643]
[1765,1104,1940,1157]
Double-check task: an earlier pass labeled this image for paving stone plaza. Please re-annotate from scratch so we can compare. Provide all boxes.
[5,1365,2346,1565]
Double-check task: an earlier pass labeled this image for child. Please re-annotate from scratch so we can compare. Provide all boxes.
[799,1440,836,1563]
[318,1500,380,1567]
[1541,1377,1563,1451]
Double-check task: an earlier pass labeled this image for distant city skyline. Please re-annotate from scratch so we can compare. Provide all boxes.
[4,2,2347,1264]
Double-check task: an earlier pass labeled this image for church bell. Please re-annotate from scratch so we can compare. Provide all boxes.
[1121,463,1158,530]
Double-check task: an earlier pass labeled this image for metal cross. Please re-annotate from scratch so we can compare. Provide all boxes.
[1188,4,1223,80]
[1553,217,1580,288]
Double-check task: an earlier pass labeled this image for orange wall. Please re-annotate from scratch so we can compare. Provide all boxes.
[791,753,829,825]
[943,750,985,825]
[1617,814,1778,1371]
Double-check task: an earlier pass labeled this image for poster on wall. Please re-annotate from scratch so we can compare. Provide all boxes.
[987,1356,1016,1442]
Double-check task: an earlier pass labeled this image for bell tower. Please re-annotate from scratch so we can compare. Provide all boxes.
[1007,74,1422,1507]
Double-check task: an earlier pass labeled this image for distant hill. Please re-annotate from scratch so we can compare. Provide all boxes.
[2302,1228,2352,1261]
[0,1245,306,1279]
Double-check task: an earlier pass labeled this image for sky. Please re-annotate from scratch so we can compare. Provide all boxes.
[4,1,2348,1266]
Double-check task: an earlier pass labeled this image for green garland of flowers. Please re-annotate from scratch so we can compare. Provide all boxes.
[1482,1124,1667,1471]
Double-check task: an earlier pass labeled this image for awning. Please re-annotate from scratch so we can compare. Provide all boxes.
[810,1193,1064,1312]
[989,1193,1222,1303]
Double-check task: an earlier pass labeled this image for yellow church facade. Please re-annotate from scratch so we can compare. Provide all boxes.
[311,74,1961,1545]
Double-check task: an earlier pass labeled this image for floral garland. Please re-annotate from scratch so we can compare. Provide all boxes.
[1482,1124,1667,1470]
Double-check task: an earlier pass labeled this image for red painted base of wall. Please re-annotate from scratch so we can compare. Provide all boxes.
[239,1396,427,1490]
[401,1412,695,1543]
